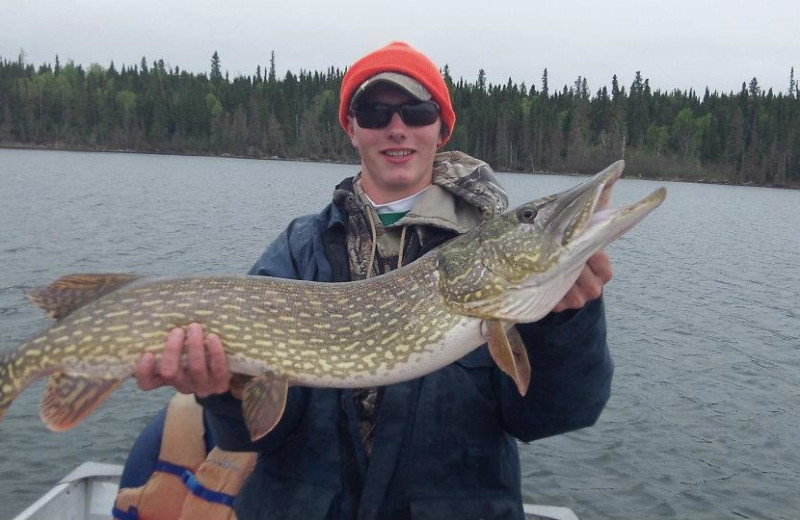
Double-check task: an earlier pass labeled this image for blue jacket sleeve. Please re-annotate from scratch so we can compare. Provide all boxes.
[500,296,613,442]
[198,214,326,452]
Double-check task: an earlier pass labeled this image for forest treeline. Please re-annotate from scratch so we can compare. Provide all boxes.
[1,52,798,186]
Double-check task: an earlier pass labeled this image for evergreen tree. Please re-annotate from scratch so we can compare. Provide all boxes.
[477,69,487,92]
[541,68,549,98]
[268,51,277,83]
[210,51,222,83]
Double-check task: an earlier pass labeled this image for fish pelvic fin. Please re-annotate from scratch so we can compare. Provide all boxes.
[28,273,142,321]
[41,372,125,431]
[486,321,531,396]
[242,371,289,441]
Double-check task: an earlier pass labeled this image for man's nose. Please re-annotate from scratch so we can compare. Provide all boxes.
[386,112,407,134]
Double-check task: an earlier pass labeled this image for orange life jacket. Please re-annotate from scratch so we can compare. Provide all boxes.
[113,393,256,520]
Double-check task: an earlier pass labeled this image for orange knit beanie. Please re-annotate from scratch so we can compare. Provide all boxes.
[339,42,456,144]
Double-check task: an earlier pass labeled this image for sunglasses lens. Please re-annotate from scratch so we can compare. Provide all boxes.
[354,105,392,129]
[354,101,439,129]
[400,102,440,126]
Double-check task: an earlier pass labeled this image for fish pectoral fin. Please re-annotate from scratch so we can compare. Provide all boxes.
[41,372,125,431]
[486,321,531,396]
[242,371,289,442]
[28,274,142,320]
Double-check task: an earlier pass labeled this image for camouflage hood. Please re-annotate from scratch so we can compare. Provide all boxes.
[429,150,509,223]
[333,151,509,279]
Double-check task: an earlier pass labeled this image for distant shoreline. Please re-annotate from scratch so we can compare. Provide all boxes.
[2,143,797,191]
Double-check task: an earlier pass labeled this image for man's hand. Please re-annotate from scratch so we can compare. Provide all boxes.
[135,323,231,397]
[552,249,613,313]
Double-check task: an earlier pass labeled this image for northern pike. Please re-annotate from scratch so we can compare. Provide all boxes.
[0,161,665,440]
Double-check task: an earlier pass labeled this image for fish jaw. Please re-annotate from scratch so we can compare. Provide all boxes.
[436,160,666,322]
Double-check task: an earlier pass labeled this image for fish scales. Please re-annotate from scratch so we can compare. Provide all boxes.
[6,255,467,389]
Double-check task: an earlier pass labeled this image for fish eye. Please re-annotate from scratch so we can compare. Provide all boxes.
[518,208,537,222]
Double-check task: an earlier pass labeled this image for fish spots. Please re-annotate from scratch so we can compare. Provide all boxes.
[106,325,129,332]
[153,312,187,320]
[380,332,399,345]
[363,323,381,333]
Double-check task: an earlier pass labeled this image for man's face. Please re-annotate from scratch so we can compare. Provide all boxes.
[347,84,444,204]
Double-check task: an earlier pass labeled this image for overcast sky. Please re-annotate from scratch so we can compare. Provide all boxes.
[2,0,797,96]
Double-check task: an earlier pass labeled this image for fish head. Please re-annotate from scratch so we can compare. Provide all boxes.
[436,160,667,322]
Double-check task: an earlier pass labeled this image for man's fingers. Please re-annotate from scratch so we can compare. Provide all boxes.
[206,333,231,394]
[586,249,613,283]
[135,352,164,391]
[574,262,604,303]
[135,324,228,396]
[186,323,210,394]
[552,287,583,313]
[159,328,185,381]
[552,250,613,313]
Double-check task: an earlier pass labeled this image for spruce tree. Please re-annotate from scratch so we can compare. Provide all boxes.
[210,51,222,83]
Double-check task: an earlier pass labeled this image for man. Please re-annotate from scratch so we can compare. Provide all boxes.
[131,41,613,520]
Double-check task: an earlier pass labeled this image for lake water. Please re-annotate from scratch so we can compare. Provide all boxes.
[0,149,798,519]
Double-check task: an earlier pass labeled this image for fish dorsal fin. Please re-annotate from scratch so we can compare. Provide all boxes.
[41,372,125,431]
[485,320,531,396]
[242,371,289,441]
[28,274,141,320]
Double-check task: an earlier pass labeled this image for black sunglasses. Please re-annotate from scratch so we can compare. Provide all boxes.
[351,101,440,129]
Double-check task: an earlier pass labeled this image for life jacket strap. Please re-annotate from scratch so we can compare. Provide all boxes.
[154,459,191,479]
[181,471,237,507]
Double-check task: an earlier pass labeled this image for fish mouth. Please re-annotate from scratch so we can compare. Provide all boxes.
[544,160,666,251]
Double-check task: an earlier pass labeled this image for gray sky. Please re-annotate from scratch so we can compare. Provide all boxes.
[2,0,797,95]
